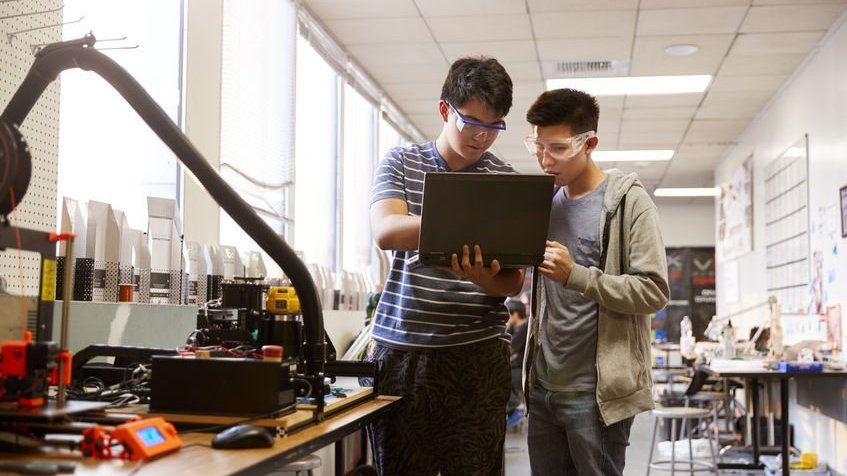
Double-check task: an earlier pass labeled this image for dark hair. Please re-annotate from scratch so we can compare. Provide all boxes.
[440,57,513,118]
[526,88,599,134]
[505,300,527,319]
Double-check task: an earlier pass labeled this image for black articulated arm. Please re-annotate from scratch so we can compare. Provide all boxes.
[0,34,326,377]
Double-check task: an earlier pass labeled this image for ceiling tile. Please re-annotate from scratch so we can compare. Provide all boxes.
[427,15,532,42]
[623,106,698,119]
[597,120,621,137]
[527,0,639,12]
[752,0,847,5]
[637,7,748,36]
[513,81,547,100]
[416,0,526,17]
[536,37,632,62]
[667,156,722,175]
[402,99,440,115]
[708,74,787,92]
[657,172,716,187]
[695,90,772,119]
[730,31,824,55]
[695,102,761,120]
[624,93,704,108]
[618,129,684,147]
[303,0,418,20]
[497,60,544,81]
[685,119,749,143]
[531,11,636,39]
[621,119,689,133]
[718,53,806,75]
[630,34,734,75]
[741,4,847,32]
[598,96,626,115]
[366,63,449,84]
[347,43,445,67]
[407,113,443,138]
[384,81,444,100]
[440,40,536,62]
[642,0,750,8]
[323,17,432,45]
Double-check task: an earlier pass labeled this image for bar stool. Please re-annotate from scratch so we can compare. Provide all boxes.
[686,391,734,435]
[646,406,718,475]
[271,454,322,476]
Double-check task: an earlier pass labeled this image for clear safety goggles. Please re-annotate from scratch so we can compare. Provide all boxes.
[524,130,596,160]
[447,102,506,140]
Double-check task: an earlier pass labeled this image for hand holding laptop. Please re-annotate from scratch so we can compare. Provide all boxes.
[443,243,502,278]
[438,243,522,297]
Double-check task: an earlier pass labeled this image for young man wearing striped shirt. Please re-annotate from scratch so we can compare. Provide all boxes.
[367,57,523,475]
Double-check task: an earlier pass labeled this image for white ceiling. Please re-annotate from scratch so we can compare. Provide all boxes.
[303,0,847,203]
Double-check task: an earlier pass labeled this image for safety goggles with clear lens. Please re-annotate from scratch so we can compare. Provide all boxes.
[447,102,506,140]
[524,130,596,160]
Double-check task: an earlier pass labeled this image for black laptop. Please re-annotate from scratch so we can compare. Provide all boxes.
[418,172,555,268]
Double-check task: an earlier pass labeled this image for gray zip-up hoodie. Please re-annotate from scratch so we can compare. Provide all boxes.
[524,169,670,426]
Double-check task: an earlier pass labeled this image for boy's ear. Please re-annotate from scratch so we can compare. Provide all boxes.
[438,100,450,122]
[585,135,599,154]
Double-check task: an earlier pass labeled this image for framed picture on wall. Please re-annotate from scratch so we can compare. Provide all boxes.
[841,185,847,238]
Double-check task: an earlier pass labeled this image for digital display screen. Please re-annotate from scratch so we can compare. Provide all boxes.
[136,426,166,446]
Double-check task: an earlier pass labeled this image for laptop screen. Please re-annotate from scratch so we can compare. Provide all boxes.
[418,173,555,268]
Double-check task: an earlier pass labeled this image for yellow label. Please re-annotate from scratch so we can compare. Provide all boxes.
[41,259,57,302]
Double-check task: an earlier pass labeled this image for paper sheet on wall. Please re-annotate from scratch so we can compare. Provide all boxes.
[722,259,740,303]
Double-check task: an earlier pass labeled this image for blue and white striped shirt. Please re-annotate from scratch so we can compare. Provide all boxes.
[370,142,515,349]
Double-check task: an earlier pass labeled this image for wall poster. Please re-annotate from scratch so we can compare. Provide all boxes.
[718,155,754,261]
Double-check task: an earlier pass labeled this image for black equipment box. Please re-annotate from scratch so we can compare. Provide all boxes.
[150,356,296,416]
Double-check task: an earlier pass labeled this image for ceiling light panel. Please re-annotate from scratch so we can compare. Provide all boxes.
[654,187,720,197]
[593,150,674,162]
[546,75,712,95]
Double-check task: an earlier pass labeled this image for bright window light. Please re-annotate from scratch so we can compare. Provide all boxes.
[546,75,712,96]
[654,187,721,197]
[593,150,674,162]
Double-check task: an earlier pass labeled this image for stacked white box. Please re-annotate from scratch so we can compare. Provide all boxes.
[86,201,120,302]
[147,197,182,304]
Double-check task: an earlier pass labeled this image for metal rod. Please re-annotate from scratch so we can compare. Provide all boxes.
[0,5,62,21]
[56,235,73,407]
[7,16,83,43]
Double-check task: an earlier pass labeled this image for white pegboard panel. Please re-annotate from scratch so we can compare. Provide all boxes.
[0,0,63,296]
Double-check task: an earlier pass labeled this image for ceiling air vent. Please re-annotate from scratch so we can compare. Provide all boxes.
[542,60,630,79]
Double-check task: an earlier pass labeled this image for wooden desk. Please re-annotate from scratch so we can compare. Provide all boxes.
[0,396,400,476]
[701,365,847,476]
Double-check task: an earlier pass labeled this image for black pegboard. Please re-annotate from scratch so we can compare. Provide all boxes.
[0,0,62,295]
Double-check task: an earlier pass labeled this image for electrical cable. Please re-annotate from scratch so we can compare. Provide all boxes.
[8,188,27,337]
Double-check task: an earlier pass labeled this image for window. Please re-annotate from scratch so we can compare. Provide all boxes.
[218,0,296,278]
[379,114,407,157]
[293,36,337,269]
[340,85,377,274]
[58,0,183,231]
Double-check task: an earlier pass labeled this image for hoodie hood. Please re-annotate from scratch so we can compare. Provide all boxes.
[603,168,642,213]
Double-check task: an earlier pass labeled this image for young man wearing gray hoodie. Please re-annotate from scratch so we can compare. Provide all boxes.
[523,88,670,475]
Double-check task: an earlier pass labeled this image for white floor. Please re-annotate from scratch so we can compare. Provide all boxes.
[504,411,765,476]
[504,411,653,476]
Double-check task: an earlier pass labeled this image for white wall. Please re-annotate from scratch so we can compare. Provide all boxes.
[714,13,847,473]
[656,203,715,247]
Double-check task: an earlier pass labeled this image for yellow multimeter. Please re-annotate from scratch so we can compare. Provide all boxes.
[267,286,300,315]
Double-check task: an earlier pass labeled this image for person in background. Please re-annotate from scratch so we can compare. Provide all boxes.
[506,299,529,427]
[523,88,670,475]
[366,56,523,475]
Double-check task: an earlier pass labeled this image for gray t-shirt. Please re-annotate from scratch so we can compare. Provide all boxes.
[536,179,607,392]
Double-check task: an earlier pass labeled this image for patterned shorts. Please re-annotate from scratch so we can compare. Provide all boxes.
[361,338,511,476]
